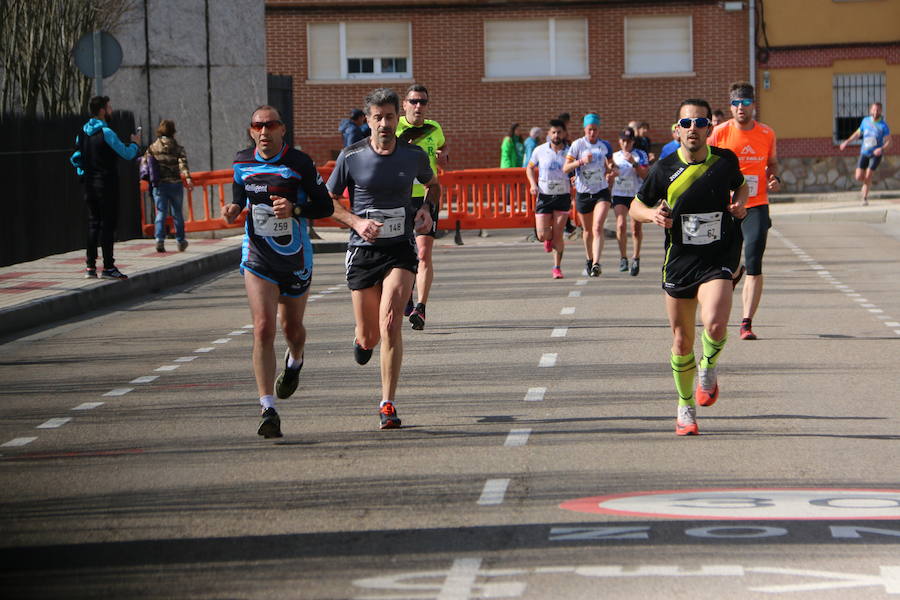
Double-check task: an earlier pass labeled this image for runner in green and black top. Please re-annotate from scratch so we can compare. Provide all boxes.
[631,99,748,437]
[396,83,448,330]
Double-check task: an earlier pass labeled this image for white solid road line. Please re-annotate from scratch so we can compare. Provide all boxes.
[2,437,37,447]
[103,388,133,397]
[539,353,558,367]
[72,402,104,411]
[524,387,546,402]
[551,327,568,338]
[477,479,510,506]
[130,375,159,384]
[37,417,72,429]
[504,428,532,447]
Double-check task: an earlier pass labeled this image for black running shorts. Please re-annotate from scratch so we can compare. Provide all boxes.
[536,193,572,214]
[858,154,882,171]
[611,195,634,208]
[575,189,611,214]
[663,265,737,299]
[241,264,311,297]
[345,243,418,291]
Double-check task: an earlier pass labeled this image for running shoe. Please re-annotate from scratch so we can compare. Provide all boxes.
[177,239,189,252]
[590,263,601,278]
[619,257,628,272]
[543,239,553,253]
[675,404,699,436]
[379,401,402,429]
[564,219,576,234]
[156,240,165,252]
[583,259,591,276]
[403,295,415,317]
[630,258,640,276]
[740,318,757,340]
[732,265,745,290]
[101,267,128,280]
[354,339,373,365]
[409,303,426,330]
[696,365,719,407]
[84,268,97,279]
[552,266,564,279]
[275,348,303,399]
[257,407,283,438]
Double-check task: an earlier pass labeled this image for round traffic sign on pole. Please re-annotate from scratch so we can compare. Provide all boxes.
[73,30,123,95]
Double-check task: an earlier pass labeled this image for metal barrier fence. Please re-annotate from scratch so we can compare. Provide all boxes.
[140,166,577,237]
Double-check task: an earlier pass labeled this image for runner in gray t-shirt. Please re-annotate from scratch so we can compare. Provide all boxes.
[327,87,440,431]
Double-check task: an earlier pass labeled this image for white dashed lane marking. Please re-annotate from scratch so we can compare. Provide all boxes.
[130,375,159,384]
[524,387,546,402]
[228,330,246,336]
[174,356,197,362]
[72,402,104,411]
[568,290,582,298]
[211,338,231,344]
[551,327,568,338]
[477,479,510,506]
[2,437,37,447]
[560,307,575,315]
[103,388,133,397]
[154,365,181,372]
[37,417,71,429]
[504,428,531,447]
[194,347,215,353]
[539,353,557,368]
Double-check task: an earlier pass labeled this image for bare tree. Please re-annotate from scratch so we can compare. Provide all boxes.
[0,0,132,118]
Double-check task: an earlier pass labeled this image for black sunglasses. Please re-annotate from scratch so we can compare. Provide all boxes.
[250,120,283,131]
[406,98,428,105]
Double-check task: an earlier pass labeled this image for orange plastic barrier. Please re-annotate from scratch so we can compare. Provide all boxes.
[140,166,576,237]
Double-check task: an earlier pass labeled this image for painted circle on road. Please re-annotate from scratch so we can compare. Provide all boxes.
[559,488,900,520]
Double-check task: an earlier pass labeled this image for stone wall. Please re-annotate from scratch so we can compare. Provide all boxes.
[780,156,900,193]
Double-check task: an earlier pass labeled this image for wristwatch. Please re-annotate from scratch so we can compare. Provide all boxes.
[293,203,302,216]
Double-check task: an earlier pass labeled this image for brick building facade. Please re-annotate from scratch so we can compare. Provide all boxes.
[266,0,750,169]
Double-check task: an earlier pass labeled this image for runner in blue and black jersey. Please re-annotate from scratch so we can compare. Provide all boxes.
[223,105,333,439]
[631,99,748,437]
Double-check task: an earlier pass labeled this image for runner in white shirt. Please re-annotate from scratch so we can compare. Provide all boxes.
[526,119,571,279]
[611,127,649,276]
[563,114,614,277]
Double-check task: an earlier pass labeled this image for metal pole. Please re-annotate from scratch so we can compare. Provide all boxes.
[749,0,756,94]
[92,30,103,96]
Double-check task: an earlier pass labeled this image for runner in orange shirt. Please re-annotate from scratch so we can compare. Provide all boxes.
[709,82,780,340]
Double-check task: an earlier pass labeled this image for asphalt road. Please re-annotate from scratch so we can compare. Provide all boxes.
[1,220,899,599]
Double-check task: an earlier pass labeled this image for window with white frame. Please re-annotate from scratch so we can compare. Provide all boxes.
[624,15,692,76]
[833,72,885,143]
[308,22,411,80]
[484,18,588,79]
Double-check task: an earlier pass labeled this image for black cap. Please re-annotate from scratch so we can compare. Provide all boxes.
[350,108,365,119]
[619,127,635,140]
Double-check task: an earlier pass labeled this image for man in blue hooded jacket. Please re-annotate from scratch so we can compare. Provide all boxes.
[70,96,141,279]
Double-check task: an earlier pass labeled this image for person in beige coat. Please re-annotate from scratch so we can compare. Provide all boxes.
[147,120,193,252]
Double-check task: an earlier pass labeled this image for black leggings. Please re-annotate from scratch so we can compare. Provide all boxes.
[85,181,119,269]
[742,204,771,276]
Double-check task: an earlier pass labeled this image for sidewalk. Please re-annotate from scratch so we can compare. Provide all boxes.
[2,194,899,339]
[0,230,347,339]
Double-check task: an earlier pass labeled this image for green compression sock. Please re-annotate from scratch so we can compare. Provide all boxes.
[671,352,696,407]
[700,329,727,370]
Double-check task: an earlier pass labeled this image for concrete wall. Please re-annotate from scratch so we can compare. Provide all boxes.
[105,0,266,172]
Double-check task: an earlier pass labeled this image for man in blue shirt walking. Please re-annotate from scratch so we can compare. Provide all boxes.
[840,102,892,206]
